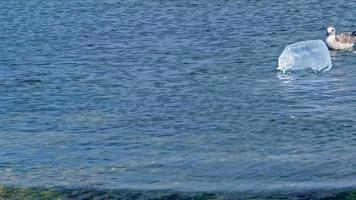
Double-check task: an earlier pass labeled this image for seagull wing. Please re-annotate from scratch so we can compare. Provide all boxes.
[335,32,355,43]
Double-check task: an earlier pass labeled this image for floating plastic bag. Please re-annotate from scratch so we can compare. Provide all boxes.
[277,40,332,73]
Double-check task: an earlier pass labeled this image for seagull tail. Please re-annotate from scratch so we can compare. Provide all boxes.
[352,31,356,36]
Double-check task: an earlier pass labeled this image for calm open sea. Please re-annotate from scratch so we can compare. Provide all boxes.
[0,0,356,194]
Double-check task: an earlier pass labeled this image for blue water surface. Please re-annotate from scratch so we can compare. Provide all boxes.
[0,0,356,192]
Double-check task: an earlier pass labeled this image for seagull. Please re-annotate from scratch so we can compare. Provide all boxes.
[325,26,355,50]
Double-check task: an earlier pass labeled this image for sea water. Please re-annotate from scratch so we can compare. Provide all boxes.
[0,0,356,194]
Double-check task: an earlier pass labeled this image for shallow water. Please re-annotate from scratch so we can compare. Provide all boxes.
[0,0,356,193]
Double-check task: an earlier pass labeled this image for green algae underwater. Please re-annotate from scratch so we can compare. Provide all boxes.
[0,186,219,200]
[2,186,356,200]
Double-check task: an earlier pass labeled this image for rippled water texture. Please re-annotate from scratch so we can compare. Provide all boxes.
[0,0,356,192]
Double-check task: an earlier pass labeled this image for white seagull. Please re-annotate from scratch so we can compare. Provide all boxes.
[325,26,355,50]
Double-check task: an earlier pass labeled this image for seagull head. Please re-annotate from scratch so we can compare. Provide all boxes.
[326,26,335,36]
